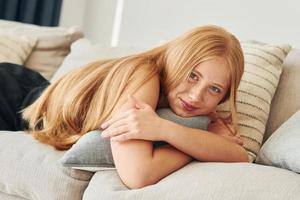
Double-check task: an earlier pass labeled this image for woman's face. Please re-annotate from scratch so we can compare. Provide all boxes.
[167,57,231,117]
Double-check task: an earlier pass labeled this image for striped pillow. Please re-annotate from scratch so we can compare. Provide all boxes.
[216,42,291,162]
[0,32,37,64]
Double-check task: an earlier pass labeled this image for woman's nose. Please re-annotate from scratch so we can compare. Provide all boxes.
[188,84,205,103]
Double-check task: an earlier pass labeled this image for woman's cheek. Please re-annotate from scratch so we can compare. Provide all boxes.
[205,98,219,111]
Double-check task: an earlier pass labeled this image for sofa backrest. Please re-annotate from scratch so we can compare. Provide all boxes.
[0,19,84,80]
[264,49,300,143]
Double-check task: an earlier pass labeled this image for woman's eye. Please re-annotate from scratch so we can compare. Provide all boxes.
[189,72,198,81]
[211,86,221,93]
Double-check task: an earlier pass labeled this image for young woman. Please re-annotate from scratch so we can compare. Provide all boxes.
[1,25,248,189]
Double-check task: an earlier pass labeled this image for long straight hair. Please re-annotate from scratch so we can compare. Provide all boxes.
[22,25,244,150]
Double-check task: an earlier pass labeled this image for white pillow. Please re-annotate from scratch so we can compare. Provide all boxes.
[0,31,37,64]
[255,110,300,173]
[51,38,146,82]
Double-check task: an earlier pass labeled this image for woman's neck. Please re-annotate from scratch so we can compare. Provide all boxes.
[157,88,169,108]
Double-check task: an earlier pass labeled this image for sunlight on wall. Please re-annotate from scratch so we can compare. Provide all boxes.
[111,0,124,47]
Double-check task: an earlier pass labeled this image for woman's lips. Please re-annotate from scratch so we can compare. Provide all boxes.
[180,98,197,111]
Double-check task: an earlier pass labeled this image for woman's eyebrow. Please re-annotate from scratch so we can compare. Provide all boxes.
[192,70,225,90]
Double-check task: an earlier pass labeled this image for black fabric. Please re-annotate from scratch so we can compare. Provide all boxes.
[0,62,50,131]
[0,0,63,26]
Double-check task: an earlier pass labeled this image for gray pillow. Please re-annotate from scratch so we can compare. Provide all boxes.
[59,108,210,172]
[255,110,300,173]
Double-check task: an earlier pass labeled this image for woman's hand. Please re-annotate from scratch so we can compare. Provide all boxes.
[207,113,244,146]
[100,95,163,142]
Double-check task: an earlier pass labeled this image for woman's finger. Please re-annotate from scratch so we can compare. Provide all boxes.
[235,137,244,145]
[101,125,129,138]
[208,110,218,122]
[101,109,134,129]
[101,117,128,132]
[217,119,235,135]
[111,134,131,142]
[222,134,243,145]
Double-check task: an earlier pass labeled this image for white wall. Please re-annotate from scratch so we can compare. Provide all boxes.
[59,0,117,45]
[60,0,300,48]
[59,0,86,29]
[119,0,300,48]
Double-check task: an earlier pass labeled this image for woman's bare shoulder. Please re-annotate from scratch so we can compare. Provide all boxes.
[135,73,160,109]
[130,71,160,109]
[111,72,160,116]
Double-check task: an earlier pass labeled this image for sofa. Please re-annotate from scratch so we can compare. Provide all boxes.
[1,20,300,200]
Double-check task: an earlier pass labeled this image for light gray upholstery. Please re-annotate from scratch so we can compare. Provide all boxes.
[0,191,27,200]
[256,110,300,173]
[83,162,300,200]
[264,49,300,143]
[0,131,92,200]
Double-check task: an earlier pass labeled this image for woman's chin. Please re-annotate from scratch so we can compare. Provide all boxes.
[177,109,209,117]
[174,109,195,118]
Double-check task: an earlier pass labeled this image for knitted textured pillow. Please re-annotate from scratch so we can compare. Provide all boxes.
[59,108,210,172]
[216,42,291,162]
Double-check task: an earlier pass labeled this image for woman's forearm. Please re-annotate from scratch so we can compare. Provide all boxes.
[141,144,193,186]
[159,119,249,162]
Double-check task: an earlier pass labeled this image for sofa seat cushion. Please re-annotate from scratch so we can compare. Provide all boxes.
[0,131,93,200]
[83,162,300,200]
[0,191,27,200]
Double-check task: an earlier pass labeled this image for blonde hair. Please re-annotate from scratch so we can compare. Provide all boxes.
[22,25,244,150]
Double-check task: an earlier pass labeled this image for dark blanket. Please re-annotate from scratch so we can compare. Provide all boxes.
[0,63,50,131]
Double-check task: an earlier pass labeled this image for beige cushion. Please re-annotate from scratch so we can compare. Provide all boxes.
[216,42,291,163]
[0,131,92,200]
[0,32,36,64]
[0,20,84,80]
[264,49,300,143]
